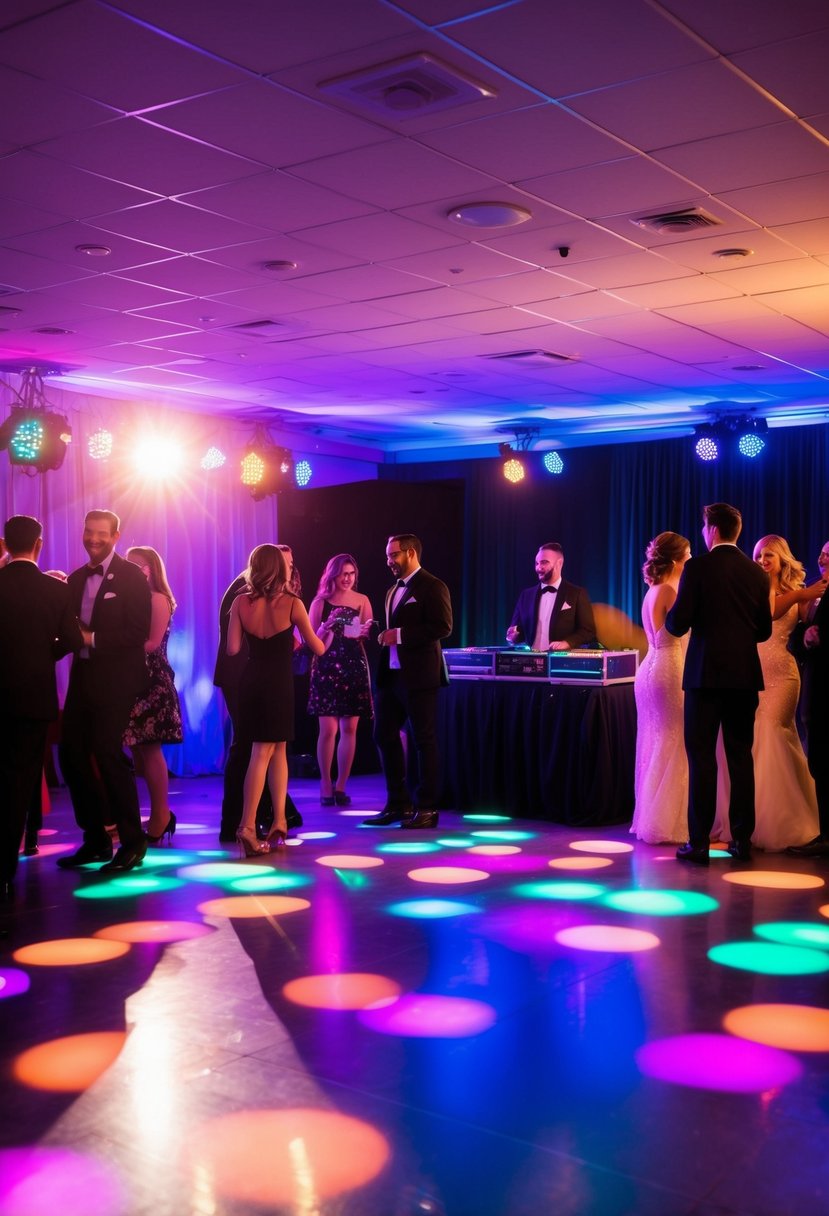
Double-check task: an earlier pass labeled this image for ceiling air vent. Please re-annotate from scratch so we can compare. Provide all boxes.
[318,53,496,117]
[484,350,577,368]
[225,320,285,337]
[630,208,723,235]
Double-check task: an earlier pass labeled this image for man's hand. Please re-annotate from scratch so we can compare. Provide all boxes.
[80,627,94,647]
[804,625,820,649]
[548,641,570,651]
[506,625,521,645]
[377,629,396,646]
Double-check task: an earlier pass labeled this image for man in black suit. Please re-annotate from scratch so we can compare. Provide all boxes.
[666,503,772,865]
[507,543,596,650]
[214,544,302,843]
[0,516,79,901]
[57,509,152,871]
[364,533,453,829]
[789,539,829,857]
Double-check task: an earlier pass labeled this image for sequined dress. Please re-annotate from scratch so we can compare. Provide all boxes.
[630,624,688,843]
[123,626,183,746]
[715,604,818,850]
[307,602,373,719]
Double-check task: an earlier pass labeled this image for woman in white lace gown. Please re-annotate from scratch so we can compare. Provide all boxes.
[715,535,824,850]
[631,532,691,844]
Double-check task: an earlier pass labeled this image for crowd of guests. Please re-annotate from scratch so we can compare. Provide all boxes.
[631,504,829,860]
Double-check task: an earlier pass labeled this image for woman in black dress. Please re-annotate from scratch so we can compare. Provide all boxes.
[227,545,324,856]
[124,546,183,845]
[308,553,374,806]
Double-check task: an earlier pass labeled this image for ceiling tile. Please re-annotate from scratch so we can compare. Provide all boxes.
[719,171,829,226]
[0,64,118,146]
[293,212,458,261]
[5,221,175,272]
[708,258,829,295]
[88,200,273,256]
[770,217,829,256]
[380,243,532,286]
[654,122,829,193]
[518,157,705,219]
[0,198,67,240]
[184,171,376,232]
[0,150,158,219]
[115,256,267,297]
[732,30,829,117]
[0,247,97,292]
[659,0,829,55]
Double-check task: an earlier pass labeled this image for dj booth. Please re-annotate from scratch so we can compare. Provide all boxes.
[436,648,638,826]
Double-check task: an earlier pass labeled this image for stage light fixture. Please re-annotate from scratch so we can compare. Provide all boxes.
[295,459,313,487]
[499,440,525,484]
[737,417,768,459]
[693,426,719,462]
[133,436,184,479]
[543,451,564,475]
[0,368,71,473]
[201,446,226,470]
[241,440,295,500]
[87,428,113,460]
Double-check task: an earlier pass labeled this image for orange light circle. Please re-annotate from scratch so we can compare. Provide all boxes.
[13,938,130,966]
[722,871,825,890]
[315,855,384,869]
[556,925,660,952]
[283,973,402,1010]
[408,866,489,885]
[184,1109,390,1204]
[95,921,213,943]
[819,904,829,920]
[467,845,521,856]
[724,1004,829,1052]
[570,840,634,854]
[13,1032,126,1091]
[197,895,310,919]
[548,856,614,870]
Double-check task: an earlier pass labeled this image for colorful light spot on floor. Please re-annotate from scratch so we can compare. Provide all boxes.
[723,1004,829,1052]
[570,840,634,854]
[12,939,130,967]
[467,844,521,856]
[708,941,829,975]
[463,814,511,822]
[387,899,481,919]
[283,973,402,1010]
[74,875,184,899]
[197,895,310,919]
[0,1147,127,1215]
[513,880,607,901]
[376,841,442,854]
[636,1033,802,1092]
[316,854,384,869]
[139,849,195,867]
[722,871,825,890]
[470,829,534,841]
[555,925,660,952]
[229,872,312,892]
[18,843,72,859]
[338,809,368,817]
[601,889,718,916]
[184,1109,389,1205]
[13,1032,126,1092]
[820,904,829,919]
[548,856,614,871]
[407,866,489,885]
[179,862,260,883]
[358,994,496,1037]
[297,831,336,840]
[435,836,478,847]
[0,968,30,999]
[753,921,829,949]
[94,921,213,944]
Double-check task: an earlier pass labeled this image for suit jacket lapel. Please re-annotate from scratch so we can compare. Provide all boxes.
[390,572,418,623]
[548,580,566,641]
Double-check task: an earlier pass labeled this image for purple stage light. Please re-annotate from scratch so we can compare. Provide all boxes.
[358,994,496,1037]
[636,1033,802,1093]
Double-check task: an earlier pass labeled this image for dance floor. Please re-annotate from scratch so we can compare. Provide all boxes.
[1,776,828,1216]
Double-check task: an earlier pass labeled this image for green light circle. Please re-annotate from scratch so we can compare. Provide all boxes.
[602,889,718,916]
[229,872,311,892]
[709,942,829,975]
[470,829,535,841]
[376,841,443,854]
[463,813,511,822]
[436,837,478,848]
[753,922,829,950]
[514,880,607,901]
[74,875,184,899]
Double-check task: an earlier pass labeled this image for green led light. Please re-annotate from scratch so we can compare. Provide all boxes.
[514,880,607,901]
[74,875,184,899]
[10,417,44,462]
[463,814,511,822]
[709,942,829,975]
[229,872,311,892]
[376,841,442,854]
[470,829,535,841]
[436,837,478,848]
[754,922,829,950]
[602,890,718,916]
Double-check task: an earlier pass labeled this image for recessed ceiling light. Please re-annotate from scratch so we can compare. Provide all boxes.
[262,260,298,272]
[447,202,531,229]
[712,248,754,259]
[75,243,112,257]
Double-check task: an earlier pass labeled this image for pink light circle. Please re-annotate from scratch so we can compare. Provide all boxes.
[0,1146,127,1215]
[569,840,634,854]
[467,845,521,856]
[555,924,660,952]
[548,856,614,870]
[636,1033,802,1092]
[316,854,383,869]
[358,994,497,1037]
[407,866,489,885]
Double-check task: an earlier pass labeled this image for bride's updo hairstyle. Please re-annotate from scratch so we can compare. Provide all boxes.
[642,532,690,586]
[753,534,805,592]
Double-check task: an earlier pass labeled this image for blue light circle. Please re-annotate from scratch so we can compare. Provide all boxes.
[543,451,564,475]
[738,433,765,458]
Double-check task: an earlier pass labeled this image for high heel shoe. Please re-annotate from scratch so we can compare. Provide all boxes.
[236,827,268,858]
[334,790,351,807]
[267,823,288,850]
[147,811,177,847]
[320,790,335,806]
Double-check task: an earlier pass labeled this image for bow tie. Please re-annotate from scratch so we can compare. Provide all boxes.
[541,585,558,594]
[85,564,104,578]
[395,578,407,589]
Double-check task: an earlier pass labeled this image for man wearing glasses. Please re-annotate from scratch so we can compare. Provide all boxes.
[363,534,452,829]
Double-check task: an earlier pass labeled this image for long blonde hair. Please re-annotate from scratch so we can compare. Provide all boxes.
[127,546,176,612]
[753,534,805,592]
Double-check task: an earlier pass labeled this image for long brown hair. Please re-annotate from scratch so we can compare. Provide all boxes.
[245,543,291,601]
[127,546,176,611]
[317,552,359,599]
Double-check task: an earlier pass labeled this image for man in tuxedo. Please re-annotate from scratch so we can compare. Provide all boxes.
[666,503,772,865]
[57,509,152,871]
[214,544,302,843]
[507,543,596,650]
[0,516,79,902]
[789,538,829,857]
[364,533,453,829]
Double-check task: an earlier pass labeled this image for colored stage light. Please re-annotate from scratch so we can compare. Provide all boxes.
[94,921,213,944]
[179,862,256,883]
[282,973,402,1010]
[196,895,310,918]
[133,435,184,479]
[241,447,265,487]
[570,839,633,854]
[316,854,383,869]
[723,1004,829,1052]
[462,813,510,822]
[555,925,660,952]
[297,831,336,840]
[200,445,226,469]
[13,938,130,966]
[513,880,607,901]
[436,836,479,847]
[468,844,521,855]
[229,872,312,892]
[13,1031,126,1092]
[503,456,525,483]
[708,942,829,975]
[358,994,497,1037]
[0,1147,126,1216]
[738,431,764,458]
[74,875,184,898]
[693,424,719,462]
[387,899,480,919]
[548,856,614,870]
[376,841,442,854]
[295,458,313,486]
[601,890,718,916]
[471,829,534,841]
[0,968,30,999]
[0,407,72,471]
[543,450,564,475]
[241,442,294,499]
[722,870,824,890]
[408,866,489,884]
[87,427,113,460]
[753,921,829,950]
[183,1110,390,1206]
[635,1033,802,1093]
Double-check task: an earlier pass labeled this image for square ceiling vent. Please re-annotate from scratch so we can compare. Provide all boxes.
[318,53,496,117]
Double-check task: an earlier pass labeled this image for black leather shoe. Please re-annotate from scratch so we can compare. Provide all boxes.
[401,810,439,830]
[286,807,303,829]
[362,806,412,826]
[676,843,709,866]
[727,840,752,861]
[99,846,146,873]
[57,843,113,869]
[786,836,829,858]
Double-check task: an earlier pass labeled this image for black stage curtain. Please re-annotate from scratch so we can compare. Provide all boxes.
[437,681,636,825]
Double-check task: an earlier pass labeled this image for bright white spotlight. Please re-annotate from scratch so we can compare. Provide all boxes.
[543,451,564,475]
[200,446,226,470]
[295,459,312,487]
[133,436,185,479]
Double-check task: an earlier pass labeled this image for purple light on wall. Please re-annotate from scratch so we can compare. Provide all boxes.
[0,968,30,999]
[0,1147,127,1215]
[636,1033,803,1093]
[358,994,496,1038]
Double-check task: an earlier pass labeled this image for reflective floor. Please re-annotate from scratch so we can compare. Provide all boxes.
[1,776,828,1216]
